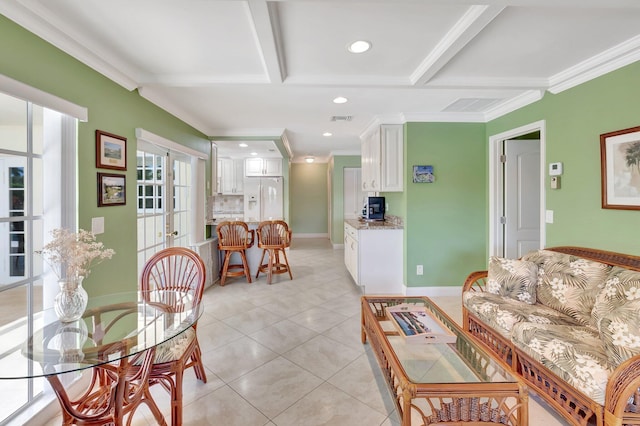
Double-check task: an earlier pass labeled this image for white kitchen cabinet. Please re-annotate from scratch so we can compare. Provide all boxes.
[344,223,358,281]
[218,158,244,194]
[361,124,403,192]
[344,221,403,294]
[245,157,283,177]
[361,127,381,192]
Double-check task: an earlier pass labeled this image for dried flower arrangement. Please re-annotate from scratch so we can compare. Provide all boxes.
[36,228,115,280]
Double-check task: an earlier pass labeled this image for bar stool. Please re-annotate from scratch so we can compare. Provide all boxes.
[255,220,292,284]
[216,221,254,285]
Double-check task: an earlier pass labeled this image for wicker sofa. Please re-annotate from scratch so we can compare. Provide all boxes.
[462,246,640,426]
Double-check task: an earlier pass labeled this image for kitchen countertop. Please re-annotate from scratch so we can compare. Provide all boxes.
[345,218,403,230]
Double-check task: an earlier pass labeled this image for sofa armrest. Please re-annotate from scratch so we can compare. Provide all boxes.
[605,355,640,426]
[462,270,489,293]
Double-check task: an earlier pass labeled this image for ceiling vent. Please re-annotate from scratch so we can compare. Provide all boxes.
[442,98,502,113]
[330,115,353,122]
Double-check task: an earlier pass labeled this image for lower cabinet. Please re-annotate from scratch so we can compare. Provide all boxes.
[344,222,403,294]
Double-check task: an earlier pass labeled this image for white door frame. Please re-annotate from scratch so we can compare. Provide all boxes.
[489,120,547,257]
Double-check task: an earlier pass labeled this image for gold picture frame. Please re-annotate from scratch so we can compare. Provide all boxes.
[600,125,640,210]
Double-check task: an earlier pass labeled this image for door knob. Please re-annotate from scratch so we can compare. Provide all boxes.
[166,230,178,236]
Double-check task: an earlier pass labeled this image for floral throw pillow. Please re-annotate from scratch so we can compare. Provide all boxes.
[486,256,538,304]
[592,267,640,329]
[534,251,611,326]
[599,299,640,366]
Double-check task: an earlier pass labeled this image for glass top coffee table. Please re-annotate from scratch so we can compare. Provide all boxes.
[361,296,528,426]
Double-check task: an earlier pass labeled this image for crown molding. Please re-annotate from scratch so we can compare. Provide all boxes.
[483,90,544,121]
[208,127,287,138]
[1,1,139,91]
[137,86,212,135]
[426,76,548,90]
[140,74,270,86]
[548,35,640,94]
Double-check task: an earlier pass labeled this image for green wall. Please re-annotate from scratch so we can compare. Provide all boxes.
[0,16,211,296]
[329,155,361,244]
[487,61,640,255]
[398,123,487,288]
[290,163,328,234]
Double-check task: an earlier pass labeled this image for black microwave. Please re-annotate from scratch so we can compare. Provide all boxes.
[362,196,385,221]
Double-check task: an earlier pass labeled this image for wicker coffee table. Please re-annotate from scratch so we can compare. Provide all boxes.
[361,296,528,426]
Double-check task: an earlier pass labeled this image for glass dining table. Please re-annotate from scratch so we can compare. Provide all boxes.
[0,290,202,425]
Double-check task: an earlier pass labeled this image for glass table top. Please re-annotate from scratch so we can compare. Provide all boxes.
[0,290,201,380]
[364,296,517,385]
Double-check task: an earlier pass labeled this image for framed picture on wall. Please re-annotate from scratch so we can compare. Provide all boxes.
[413,165,434,183]
[96,130,127,170]
[600,125,640,210]
[97,173,126,207]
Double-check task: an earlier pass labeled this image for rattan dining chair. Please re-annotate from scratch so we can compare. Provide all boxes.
[49,331,165,426]
[216,221,255,285]
[255,220,293,284]
[139,247,208,425]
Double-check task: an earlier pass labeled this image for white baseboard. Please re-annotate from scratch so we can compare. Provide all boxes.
[293,233,328,239]
[403,285,462,297]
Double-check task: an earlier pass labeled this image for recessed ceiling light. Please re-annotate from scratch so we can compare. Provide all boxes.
[305,156,315,163]
[238,143,248,148]
[250,152,257,156]
[348,40,371,54]
[323,132,332,137]
[333,96,348,104]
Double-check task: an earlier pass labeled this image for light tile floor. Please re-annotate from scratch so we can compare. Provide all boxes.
[47,238,568,425]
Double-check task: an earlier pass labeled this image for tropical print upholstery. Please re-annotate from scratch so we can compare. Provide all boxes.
[599,298,640,366]
[462,291,580,338]
[522,250,611,326]
[511,322,613,405]
[487,256,538,304]
[592,267,640,329]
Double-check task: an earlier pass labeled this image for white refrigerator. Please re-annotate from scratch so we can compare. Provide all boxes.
[243,177,284,222]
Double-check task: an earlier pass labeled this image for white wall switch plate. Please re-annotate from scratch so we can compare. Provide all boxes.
[416,265,423,275]
[92,217,105,234]
[545,210,554,224]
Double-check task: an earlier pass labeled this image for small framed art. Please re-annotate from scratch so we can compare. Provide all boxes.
[600,125,640,210]
[96,130,127,171]
[97,173,126,207]
[413,165,434,183]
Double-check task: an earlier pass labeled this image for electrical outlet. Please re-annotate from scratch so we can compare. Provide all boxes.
[417,265,423,275]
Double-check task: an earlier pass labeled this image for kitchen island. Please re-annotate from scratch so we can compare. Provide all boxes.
[344,217,403,294]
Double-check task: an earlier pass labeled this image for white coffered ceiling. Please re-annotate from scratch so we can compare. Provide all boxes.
[2,0,640,162]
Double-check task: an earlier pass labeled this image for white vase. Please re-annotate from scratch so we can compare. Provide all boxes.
[54,276,88,322]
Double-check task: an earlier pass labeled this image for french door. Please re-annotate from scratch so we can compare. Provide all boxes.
[136,145,193,277]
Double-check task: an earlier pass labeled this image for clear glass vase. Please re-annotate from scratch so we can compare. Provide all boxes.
[54,276,88,322]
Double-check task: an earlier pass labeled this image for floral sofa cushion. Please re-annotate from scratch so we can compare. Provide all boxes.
[522,250,611,327]
[462,291,581,338]
[487,256,538,304]
[599,298,640,366]
[510,322,614,405]
[592,267,640,330]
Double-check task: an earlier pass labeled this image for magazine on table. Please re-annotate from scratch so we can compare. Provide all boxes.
[386,304,457,344]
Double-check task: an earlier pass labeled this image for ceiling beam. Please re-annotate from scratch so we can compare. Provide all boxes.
[246,0,286,84]
[410,5,505,86]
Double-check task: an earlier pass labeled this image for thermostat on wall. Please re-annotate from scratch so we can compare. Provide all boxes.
[549,162,563,176]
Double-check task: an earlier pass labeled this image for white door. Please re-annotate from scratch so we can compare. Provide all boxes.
[344,168,363,219]
[136,147,193,276]
[503,139,541,258]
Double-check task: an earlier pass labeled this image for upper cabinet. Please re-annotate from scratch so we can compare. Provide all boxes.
[218,158,244,194]
[361,124,403,192]
[245,157,283,177]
